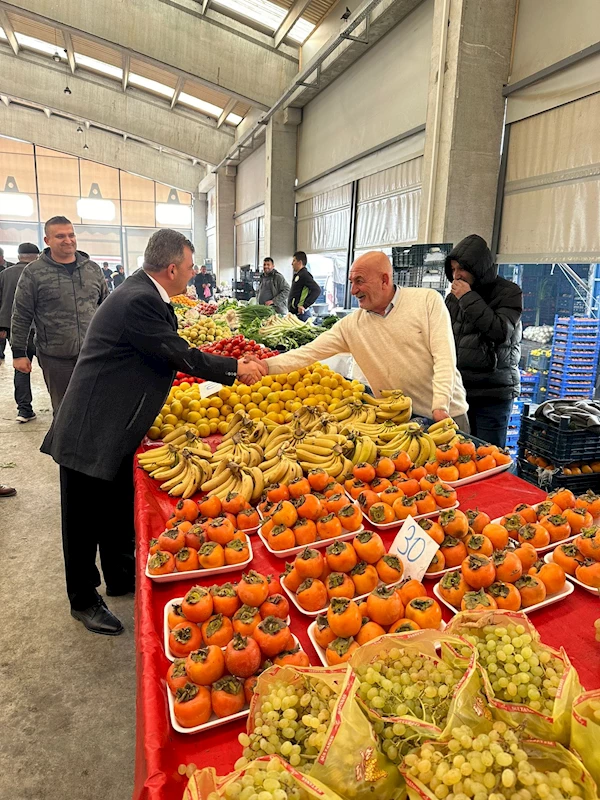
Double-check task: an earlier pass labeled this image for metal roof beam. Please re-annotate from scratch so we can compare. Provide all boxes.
[122,52,130,91]
[170,75,184,108]
[0,6,19,55]
[62,29,76,72]
[216,97,236,128]
[273,0,312,49]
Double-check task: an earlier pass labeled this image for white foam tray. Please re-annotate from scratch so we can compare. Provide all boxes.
[544,551,600,596]
[256,504,364,558]
[345,490,459,530]
[280,573,403,618]
[490,505,579,555]
[145,537,253,582]
[444,460,513,487]
[432,579,574,616]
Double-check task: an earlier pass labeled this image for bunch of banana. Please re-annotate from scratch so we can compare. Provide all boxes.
[427,417,460,445]
[292,404,330,432]
[349,433,378,465]
[260,442,305,485]
[296,434,354,480]
[139,447,214,498]
[200,460,264,502]
[341,419,416,444]
[330,397,378,425]
[377,426,437,467]
[211,433,264,468]
[362,390,412,424]
[222,412,269,448]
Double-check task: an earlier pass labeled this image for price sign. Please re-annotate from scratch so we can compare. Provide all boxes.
[199,381,223,399]
[389,514,439,582]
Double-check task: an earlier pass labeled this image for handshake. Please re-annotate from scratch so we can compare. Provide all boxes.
[236,355,270,385]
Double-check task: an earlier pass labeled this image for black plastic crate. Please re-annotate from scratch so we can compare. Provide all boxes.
[517,457,600,493]
[518,413,600,464]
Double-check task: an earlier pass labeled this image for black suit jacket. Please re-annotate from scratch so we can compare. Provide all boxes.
[41,270,237,480]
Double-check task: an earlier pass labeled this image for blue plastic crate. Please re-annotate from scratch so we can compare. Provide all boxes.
[520,371,541,386]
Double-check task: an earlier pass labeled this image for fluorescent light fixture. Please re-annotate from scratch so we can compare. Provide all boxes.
[129,73,174,98]
[0,192,34,216]
[77,197,116,221]
[74,53,123,80]
[156,203,192,226]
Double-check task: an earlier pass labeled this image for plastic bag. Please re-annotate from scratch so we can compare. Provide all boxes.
[183,754,343,800]
[446,610,581,744]
[243,664,404,800]
[349,630,485,762]
[401,735,598,800]
[571,689,600,789]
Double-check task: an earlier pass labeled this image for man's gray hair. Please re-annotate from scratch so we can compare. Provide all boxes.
[143,229,194,273]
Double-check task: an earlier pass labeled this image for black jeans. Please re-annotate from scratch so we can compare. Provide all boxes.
[60,454,136,610]
[14,334,36,417]
[38,352,78,413]
[466,396,513,448]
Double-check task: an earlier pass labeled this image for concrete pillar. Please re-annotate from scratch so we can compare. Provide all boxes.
[193,191,208,265]
[215,168,236,287]
[419,0,517,247]
[264,109,300,283]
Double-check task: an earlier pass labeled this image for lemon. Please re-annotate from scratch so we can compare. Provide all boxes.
[291,401,303,412]
[251,392,263,404]
[280,390,295,402]
[271,382,283,392]
[147,426,161,440]
[226,413,234,422]
[261,375,273,386]
[233,403,245,413]
[238,385,251,395]
[228,393,240,406]
[179,382,191,391]
[206,407,220,419]
[163,413,178,426]
[170,400,183,417]
[160,405,170,417]
[209,396,223,408]
[259,400,269,412]
[332,388,343,399]
[248,408,262,420]
[296,387,308,399]
[267,402,280,414]
[265,412,280,422]
[246,402,257,411]
[285,400,295,412]
[180,396,191,408]
[209,420,218,433]
[221,404,232,416]
[160,424,175,436]
[258,386,270,398]
[218,387,231,401]
[153,415,163,427]
[240,395,251,405]
[187,411,201,424]
[181,409,190,420]
[217,420,229,434]
[342,389,353,398]
[197,423,211,437]
[188,399,200,412]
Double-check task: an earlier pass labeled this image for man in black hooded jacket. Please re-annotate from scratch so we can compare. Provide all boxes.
[445,234,522,447]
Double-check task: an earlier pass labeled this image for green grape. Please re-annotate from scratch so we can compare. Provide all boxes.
[209,758,308,800]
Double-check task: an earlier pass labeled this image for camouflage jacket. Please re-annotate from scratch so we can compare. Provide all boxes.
[11,249,108,359]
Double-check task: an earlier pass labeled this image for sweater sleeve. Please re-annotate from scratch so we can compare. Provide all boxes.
[10,267,36,359]
[458,283,522,344]
[265,320,349,374]
[427,291,459,414]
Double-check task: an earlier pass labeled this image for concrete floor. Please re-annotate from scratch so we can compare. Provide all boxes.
[0,347,135,800]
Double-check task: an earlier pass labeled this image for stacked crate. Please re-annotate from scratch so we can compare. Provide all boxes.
[505,400,524,458]
[525,349,551,403]
[519,370,540,404]
[548,316,600,399]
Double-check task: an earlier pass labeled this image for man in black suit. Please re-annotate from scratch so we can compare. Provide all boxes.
[42,229,266,635]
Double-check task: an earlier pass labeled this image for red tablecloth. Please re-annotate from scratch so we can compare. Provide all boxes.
[133,468,600,800]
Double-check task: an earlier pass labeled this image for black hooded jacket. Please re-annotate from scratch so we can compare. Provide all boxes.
[445,235,522,400]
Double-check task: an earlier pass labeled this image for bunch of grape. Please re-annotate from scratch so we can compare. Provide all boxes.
[208,757,308,800]
[354,646,467,763]
[236,678,336,771]
[402,721,584,799]
[457,623,564,715]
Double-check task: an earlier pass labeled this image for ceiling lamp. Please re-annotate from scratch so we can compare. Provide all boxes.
[0,177,34,217]
[156,188,192,226]
[77,183,116,221]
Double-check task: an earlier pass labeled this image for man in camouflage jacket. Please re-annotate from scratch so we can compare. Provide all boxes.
[11,216,108,412]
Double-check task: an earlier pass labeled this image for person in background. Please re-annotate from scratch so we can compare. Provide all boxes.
[0,243,40,422]
[41,229,266,635]
[102,262,113,292]
[257,257,290,315]
[112,264,126,288]
[269,251,469,425]
[194,265,215,300]
[288,251,320,321]
[11,216,108,413]
[0,246,13,360]
[445,234,522,447]
[188,265,199,288]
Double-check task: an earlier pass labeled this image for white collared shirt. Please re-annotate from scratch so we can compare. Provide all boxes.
[146,272,171,304]
[368,285,401,317]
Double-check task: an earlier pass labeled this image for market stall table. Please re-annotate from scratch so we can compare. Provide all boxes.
[133,466,600,800]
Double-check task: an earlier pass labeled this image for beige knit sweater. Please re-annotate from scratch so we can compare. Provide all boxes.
[266,288,468,418]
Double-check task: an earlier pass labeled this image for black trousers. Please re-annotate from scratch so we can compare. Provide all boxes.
[466,396,513,448]
[60,454,136,610]
[14,333,36,416]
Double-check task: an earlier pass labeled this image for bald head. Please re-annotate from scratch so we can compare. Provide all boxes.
[349,251,394,314]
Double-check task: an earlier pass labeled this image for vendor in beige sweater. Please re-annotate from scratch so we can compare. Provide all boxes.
[265,251,469,426]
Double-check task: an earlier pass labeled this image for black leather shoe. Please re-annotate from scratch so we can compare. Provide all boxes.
[71,602,124,635]
[106,582,135,597]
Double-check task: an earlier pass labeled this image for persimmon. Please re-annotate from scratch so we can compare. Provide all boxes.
[271,500,298,529]
[420,474,441,492]
[258,595,288,622]
[475,454,496,472]
[406,465,427,481]
[440,508,469,538]
[393,495,418,520]
[461,554,495,589]
[324,493,348,515]
[244,675,259,703]
[438,570,469,608]
[437,462,459,482]
[553,543,583,575]
[185,645,225,686]
[253,616,291,657]
[164,515,180,530]
[513,541,538,572]
[492,550,522,583]
[167,658,190,693]
[206,517,236,546]
[457,437,476,457]
[148,550,176,575]
[431,483,458,509]
[338,503,363,531]
[174,683,212,728]
[293,518,317,546]
[466,509,491,535]
[294,547,324,580]
[576,526,600,560]
[426,550,445,574]
[392,451,413,473]
[538,514,570,544]
[175,547,200,572]
[374,456,396,478]
[487,581,521,611]
[576,491,600,518]
[549,489,576,511]
[316,513,343,540]
[436,443,459,464]
[325,571,355,599]
[314,613,337,648]
[294,494,323,521]
[173,498,198,522]
[267,484,290,503]
[375,555,404,585]
[327,597,362,637]
[366,585,403,626]
[233,605,261,636]
[350,561,379,595]
[457,456,477,479]
[185,525,206,551]
[353,462,376,483]
[576,559,600,587]
[564,507,593,534]
[224,633,262,679]
[518,523,550,549]
[325,637,359,665]
[286,477,309,500]
[395,478,421,497]
[357,490,380,514]
[513,503,537,524]
[417,518,444,545]
[424,460,439,475]
[481,523,509,551]
[370,477,392,494]
[515,574,546,607]
[149,537,160,555]
[198,541,225,569]
[282,565,302,593]
[211,676,245,718]
[225,538,250,566]
[323,481,339,498]
[531,562,566,594]
[296,578,328,611]
[535,500,561,520]
[308,469,331,492]
[356,619,387,644]
[211,583,240,617]
[200,614,233,648]
[236,571,269,607]
[460,589,498,612]
[220,491,244,516]
[158,528,186,554]
[181,586,212,623]
[266,575,282,596]
[440,535,468,568]
[477,444,498,457]
[368,501,396,524]
[258,499,275,518]
[267,525,295,551]
[494,449,512,466]
[405,597,442,629]
[465,533,494,557]
[379,487,406,508]
[274,645,310,668]
[169,621,203,658]
[413,491,437,516]
[397,579,426,606]
[198,496,222,518]
[348,479,368,500]
[235,508,258,531]
[168,603,188,630]
[500,513,526,534]
[326,540,358,572]
[260,516,275,540]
